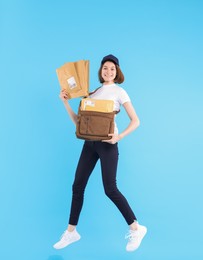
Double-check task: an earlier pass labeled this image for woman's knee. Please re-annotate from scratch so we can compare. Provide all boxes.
[72,182,84,195]
[104,186,119,199]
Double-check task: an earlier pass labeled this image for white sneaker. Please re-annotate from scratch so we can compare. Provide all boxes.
[125,224,147,252]
[53,229,81,249]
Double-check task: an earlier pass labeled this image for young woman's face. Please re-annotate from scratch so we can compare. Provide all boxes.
[101,61,117,84]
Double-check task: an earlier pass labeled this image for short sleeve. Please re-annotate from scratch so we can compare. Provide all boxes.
[118,88,131,105]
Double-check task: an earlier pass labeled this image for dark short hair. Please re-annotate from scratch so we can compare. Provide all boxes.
[98,63,125,84]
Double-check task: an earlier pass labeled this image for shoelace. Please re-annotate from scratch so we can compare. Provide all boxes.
[125,230,139,241]
[61,230,70,240]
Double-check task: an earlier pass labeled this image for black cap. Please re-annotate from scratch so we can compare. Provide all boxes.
[101,54,119,66]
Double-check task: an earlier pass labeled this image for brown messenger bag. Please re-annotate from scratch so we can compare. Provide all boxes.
[75,99,119,141]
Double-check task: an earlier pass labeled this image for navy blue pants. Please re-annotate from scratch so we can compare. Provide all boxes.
[69,141,137,225]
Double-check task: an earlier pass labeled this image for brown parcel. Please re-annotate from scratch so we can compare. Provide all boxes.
[56,60,89,99]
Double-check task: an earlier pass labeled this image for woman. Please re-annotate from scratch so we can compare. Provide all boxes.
[53,54,147,252]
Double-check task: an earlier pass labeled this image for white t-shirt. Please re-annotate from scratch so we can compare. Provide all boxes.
[89,83,131,134]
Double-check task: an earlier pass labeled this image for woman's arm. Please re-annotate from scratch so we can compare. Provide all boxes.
[118,101,140,140]
[102,101,140,144]
[59,89,78,125]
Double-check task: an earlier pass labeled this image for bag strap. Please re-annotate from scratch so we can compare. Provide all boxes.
[84,86,102,98]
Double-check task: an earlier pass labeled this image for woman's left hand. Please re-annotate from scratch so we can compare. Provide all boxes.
[102,134,121,144]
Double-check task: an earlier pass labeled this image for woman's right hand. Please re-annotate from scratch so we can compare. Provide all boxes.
[59,89,70,102]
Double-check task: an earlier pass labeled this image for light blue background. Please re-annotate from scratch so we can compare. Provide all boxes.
[1,0,203,259]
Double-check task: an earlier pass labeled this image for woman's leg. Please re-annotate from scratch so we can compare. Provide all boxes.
[97,142,137,225]
[96,142,147,252]
[53,141,99,250]
[68,141,99,227]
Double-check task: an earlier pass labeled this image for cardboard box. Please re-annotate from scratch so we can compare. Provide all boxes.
[80,98,114,112]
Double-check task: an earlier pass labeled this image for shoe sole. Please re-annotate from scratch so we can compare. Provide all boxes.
[53,235,81,250]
